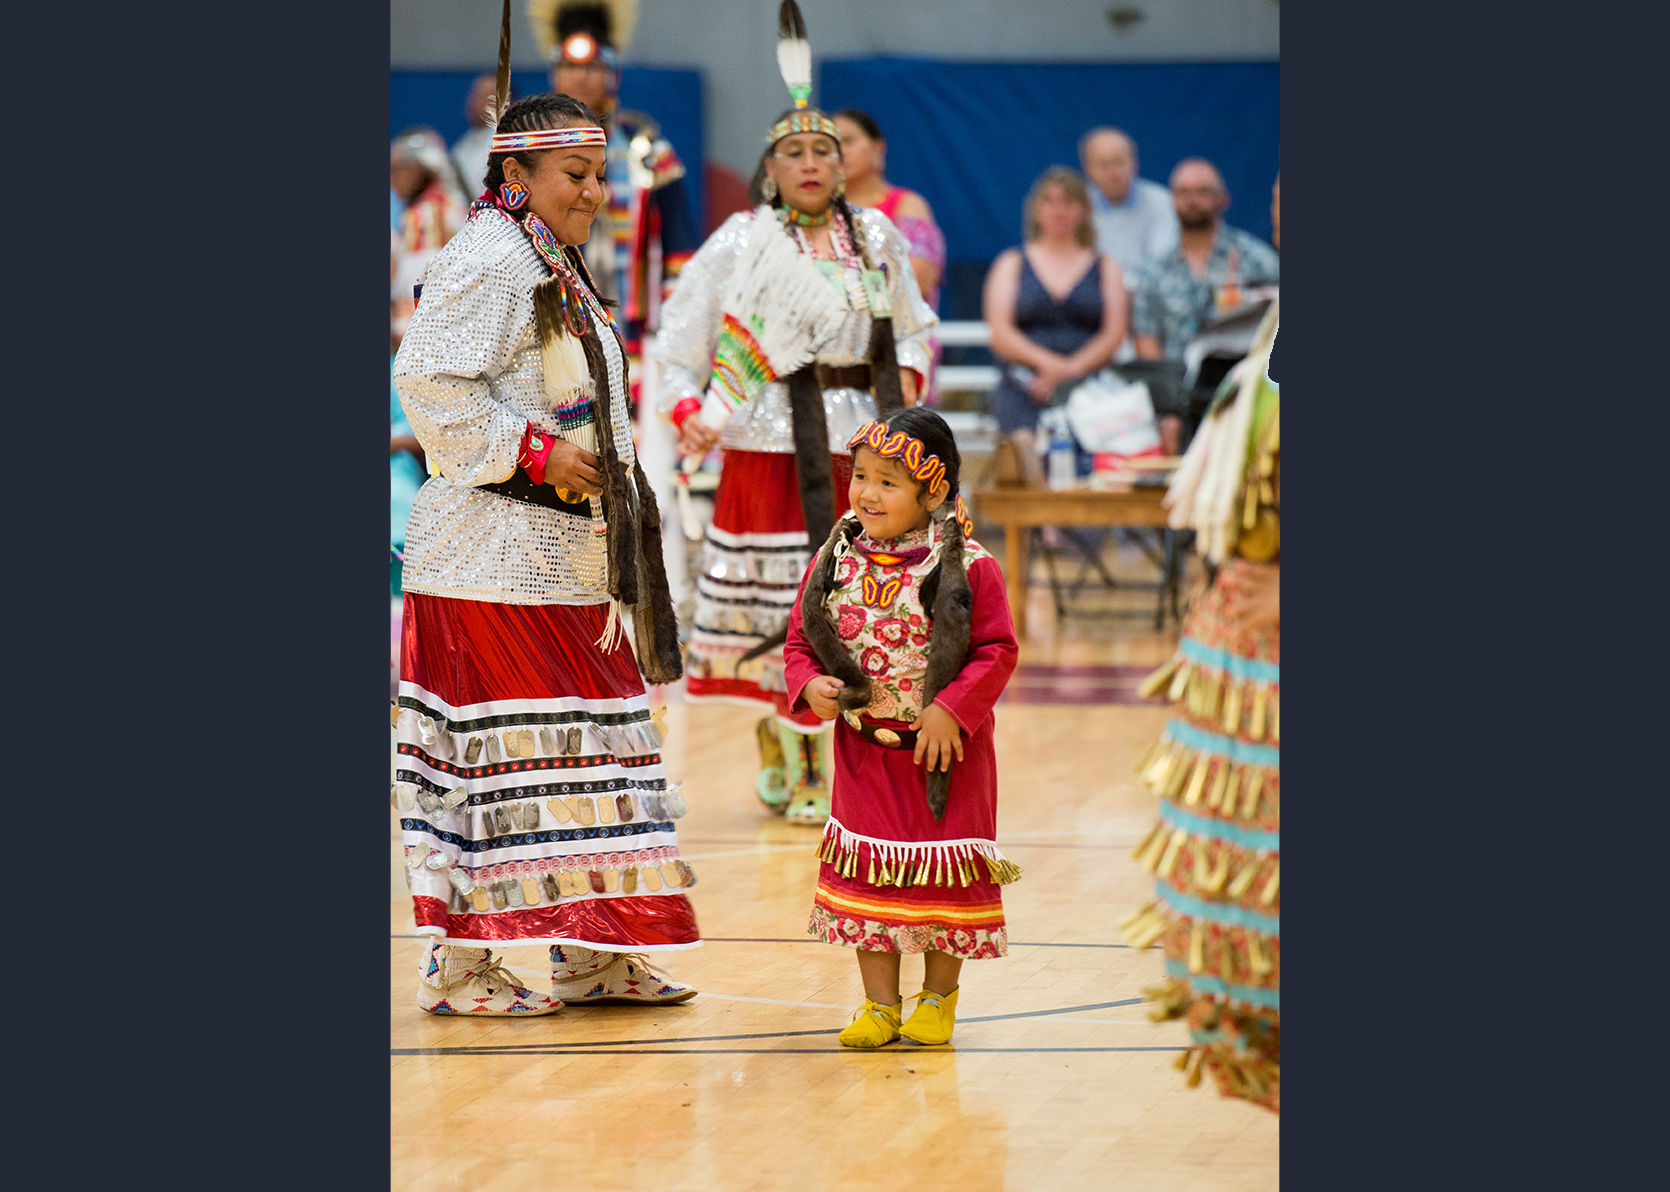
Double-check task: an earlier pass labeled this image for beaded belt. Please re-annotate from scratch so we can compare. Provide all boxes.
[478,469,594,514]
[816,364,872,390]
[841,710,917,750]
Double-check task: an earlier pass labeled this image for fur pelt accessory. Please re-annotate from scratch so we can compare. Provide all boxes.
[796,513,973,821]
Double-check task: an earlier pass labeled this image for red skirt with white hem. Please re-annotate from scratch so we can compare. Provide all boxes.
[395,592,700,951]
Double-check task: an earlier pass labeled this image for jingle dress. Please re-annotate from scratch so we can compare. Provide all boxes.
[654,205,938,725]
[783,519,1022,956]
[1126,359,1279,1111]
[392,204,700,953]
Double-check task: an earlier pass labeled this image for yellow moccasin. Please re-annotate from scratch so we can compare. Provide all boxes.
[838,999,902,1048]
[899,987,959,1045]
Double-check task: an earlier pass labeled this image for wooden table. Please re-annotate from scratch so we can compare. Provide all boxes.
[973,484,1175,635]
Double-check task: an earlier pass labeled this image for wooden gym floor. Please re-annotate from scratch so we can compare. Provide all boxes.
[390,536,1278,1190]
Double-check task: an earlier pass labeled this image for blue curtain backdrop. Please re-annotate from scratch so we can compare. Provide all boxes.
[819,59,1279,319]
[390,68,705,229]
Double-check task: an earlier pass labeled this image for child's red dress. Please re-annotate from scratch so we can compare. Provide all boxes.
[784,519,1020,958]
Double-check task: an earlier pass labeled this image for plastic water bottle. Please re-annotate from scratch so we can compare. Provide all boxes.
[1046,411,1076,491]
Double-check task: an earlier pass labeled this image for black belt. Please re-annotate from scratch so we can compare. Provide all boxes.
[841,711,918,750]
[817,364,872,390]
[478,469,595,514]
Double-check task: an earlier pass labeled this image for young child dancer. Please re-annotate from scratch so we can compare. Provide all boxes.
[784,407,1021,1047]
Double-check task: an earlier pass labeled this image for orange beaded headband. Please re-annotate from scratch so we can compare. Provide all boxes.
[847,419,948,492]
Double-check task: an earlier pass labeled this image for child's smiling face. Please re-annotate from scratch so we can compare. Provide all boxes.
[848,447,947,540]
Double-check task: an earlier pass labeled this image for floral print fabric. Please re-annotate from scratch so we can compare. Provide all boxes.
[824,520,990,723]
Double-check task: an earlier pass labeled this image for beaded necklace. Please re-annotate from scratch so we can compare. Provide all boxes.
[521,212,619,339]
[784,204,832,228]
[789,209,861,267]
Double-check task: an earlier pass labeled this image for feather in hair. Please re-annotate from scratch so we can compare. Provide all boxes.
[777,0,812,109]
[493,0,512,129]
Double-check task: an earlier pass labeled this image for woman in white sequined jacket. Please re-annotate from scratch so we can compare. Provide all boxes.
[651,108,938,826]
[391,91,702,1020]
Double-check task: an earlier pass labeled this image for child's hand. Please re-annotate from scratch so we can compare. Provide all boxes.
[913,703,964,772]
[803,676,845,720]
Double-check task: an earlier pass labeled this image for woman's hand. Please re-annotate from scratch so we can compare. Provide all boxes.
[678,417,719,458]
[1220,560,1279,632]
[913,702,964,772]
[803,675,845,720]
[900,368,920,407]
[1027,359,1074,403]
[545,438,603,497]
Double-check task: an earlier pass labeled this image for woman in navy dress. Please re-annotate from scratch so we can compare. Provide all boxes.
[982,166,1128,448]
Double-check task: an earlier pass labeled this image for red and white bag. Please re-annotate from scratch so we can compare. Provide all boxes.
[1063,371,1163,470]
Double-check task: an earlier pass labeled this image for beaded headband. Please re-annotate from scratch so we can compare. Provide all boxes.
[767,110,840,147]
[490,126,608,154]
[848,419,948,493]
[848,419,975,539]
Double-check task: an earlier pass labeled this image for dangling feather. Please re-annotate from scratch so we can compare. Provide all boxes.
[777,0,812,109]
[494,0,513,129]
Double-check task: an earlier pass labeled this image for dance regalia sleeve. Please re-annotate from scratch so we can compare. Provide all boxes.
[926,555,1018,737]
[393,218,537,489]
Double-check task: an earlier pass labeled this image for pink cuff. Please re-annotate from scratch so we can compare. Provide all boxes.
[518,422,556,486]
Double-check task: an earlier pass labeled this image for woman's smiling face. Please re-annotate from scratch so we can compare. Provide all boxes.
[849,447,947,540]
[504,139,608,244]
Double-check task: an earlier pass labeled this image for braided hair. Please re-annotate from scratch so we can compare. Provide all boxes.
[482,92,601,193]
[481,92,612,303]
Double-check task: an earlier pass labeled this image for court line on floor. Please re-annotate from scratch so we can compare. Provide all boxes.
[700,992,850,1009]
[394,1046,1182,1056]
[679,844,819,862]
[390,997,1150,1056]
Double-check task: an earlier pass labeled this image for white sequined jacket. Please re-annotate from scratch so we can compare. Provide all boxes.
[651,206,938,454]
[394,209,634,606]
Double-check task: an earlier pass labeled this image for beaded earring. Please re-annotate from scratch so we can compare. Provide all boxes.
[761,176,778,201]
[832,174,846,199]
[499,179,529,210]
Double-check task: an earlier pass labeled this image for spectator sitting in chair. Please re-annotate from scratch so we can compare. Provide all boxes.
[983,166,1128,480]
[1131,157,1279,452]
[1079,126,1178,284]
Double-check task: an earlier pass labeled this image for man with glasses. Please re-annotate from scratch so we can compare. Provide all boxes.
[1132,158,1279,364]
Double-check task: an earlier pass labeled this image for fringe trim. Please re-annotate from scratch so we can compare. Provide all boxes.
[1147,979,1279,1112]
[1136,651,1280,745]
[1124,818,1280,920]
[1130,736,1280,827]
[814,818,1023,888]
[595,598,628,653]
[1117,899,1280,987]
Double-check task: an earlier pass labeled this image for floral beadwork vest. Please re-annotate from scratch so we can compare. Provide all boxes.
[822,520,992,724]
